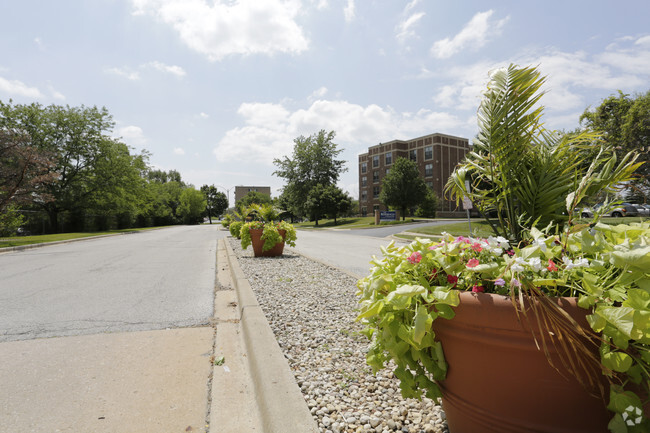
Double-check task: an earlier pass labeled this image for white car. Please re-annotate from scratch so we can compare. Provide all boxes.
[633,204,650,217]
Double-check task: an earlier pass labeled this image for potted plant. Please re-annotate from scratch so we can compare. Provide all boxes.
[239,204,297,257]
[357,65,648,433]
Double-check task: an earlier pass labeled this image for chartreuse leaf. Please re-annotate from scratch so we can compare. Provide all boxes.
[610,245,650,271]
[596,306,635,338]
[413,305,431,344]
[357,300,384,320]
[602,350,633,373]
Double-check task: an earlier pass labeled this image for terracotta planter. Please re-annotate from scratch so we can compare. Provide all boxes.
[432,291,610,433]
[249,228,286,257]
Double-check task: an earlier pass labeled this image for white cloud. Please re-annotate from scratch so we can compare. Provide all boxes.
[106,66,141,81]
[0,76,43,98]
[48,84,65,100]
[343,0,355,23]
[131,0,309,61]
[308,86,328,100]
[117,125,148,146]
[213,97,463,164]
[396,11,425,44]
[148,61,186,77]
[431,10,509,59]
[199,112,209,118]
[34,37,45,51]
[173,147,186,155]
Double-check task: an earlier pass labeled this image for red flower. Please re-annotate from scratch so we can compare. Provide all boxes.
[467,258,480,268]
[471,285,485,293]
[547,259,558,272]
[447,275,458,287]
[407,251,422,264]
[471,243,483,252]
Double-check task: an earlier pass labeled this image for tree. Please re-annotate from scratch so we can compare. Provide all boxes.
[236,191,272,213]
[273,130,347,218]
[446,64,641,243]
[178,188,206,224]
[0,128,57,214]
[305,184,352,226]
[201,185,228,223]
[580,90,650,200]
[379,157,428,220]
[415,189,439,218]
[0,101,147,232]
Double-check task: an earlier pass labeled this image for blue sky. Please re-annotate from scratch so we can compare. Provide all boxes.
[2,1,649,201]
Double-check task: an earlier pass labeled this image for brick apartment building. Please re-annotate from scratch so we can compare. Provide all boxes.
[358,132,470,217]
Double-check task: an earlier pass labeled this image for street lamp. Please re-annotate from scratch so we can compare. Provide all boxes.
[215,185,234,208]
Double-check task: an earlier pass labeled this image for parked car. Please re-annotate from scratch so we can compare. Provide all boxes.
[592,203,639,218]
[633,204,650,217]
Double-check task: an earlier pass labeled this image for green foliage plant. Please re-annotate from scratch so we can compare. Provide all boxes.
[229,220,243,238]
[357,222,650,431]
[239,206,297,252]
[446,65,641,244]
[380,157,428,221]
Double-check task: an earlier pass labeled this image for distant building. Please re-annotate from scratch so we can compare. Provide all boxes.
[234,186,272,204]
[358,132,470,217]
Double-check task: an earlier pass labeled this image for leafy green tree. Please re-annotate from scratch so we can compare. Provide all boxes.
[273,130,347,218]
[0,101,148,232]
[178,188,206,224]
[201,185,227,223]
[379,157,428,220]
[446,65,641,243]
[415,189,439,218]
[580,90,650,200]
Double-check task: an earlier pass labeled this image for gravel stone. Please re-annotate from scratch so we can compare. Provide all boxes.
[229,238,449,433]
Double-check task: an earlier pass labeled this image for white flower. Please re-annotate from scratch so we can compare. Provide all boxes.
[511,258,526,273]
[492,247,503,256]
[532,238,547,252]
[528,257,542,272]
[574,258,590,268]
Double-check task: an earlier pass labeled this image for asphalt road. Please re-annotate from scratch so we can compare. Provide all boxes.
[288,220,462,278]
[0,225,224,342]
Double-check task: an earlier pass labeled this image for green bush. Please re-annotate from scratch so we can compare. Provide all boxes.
[229,221,243,238]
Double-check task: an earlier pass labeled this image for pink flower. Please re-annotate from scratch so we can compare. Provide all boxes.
[471,285,485,293]
[547,259,558,272]
[471,243,483,252]
[407,251,422,264]
[466,258,480,268]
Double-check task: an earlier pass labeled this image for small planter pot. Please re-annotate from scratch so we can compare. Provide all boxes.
[432,291,610,433]
[249,228,286,257]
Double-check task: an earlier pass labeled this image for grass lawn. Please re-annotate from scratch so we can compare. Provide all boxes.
[0,227,165,249]
[295,216,423,229]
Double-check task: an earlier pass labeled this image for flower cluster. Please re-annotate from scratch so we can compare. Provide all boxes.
[399,230,600,298]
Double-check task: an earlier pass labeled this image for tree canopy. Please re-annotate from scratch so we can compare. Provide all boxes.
[201,185,228,223]
[0,100,210,234]
[379,157,428,220]
[273,130,347,218]
[580,90,650,201]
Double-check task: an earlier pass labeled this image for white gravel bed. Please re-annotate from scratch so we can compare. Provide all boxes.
[228,238,448,433]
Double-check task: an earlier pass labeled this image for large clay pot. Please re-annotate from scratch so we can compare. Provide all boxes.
[249,228,286,257]
[432,291,610,433]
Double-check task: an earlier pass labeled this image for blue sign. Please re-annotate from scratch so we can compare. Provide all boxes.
[380,211,397,221]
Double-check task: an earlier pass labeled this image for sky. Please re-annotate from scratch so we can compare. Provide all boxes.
[2,1,650,203]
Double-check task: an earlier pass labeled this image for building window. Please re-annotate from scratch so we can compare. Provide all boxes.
[425,163,433,177]
[373,186,380,198]
[385,168,390,176]
[373,204,380,212]
[426,181,433,189]
[361,206,367,217]
[361,162,367,174]
[409,149,417,162]
[385,152,392,165]
[361,176,367,187]
[361,190,367,201]
[373,171,379,183]
[372,155,379,168]
[425,146,433,160]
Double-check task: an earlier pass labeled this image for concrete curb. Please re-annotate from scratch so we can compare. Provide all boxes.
[222,240,319,433]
